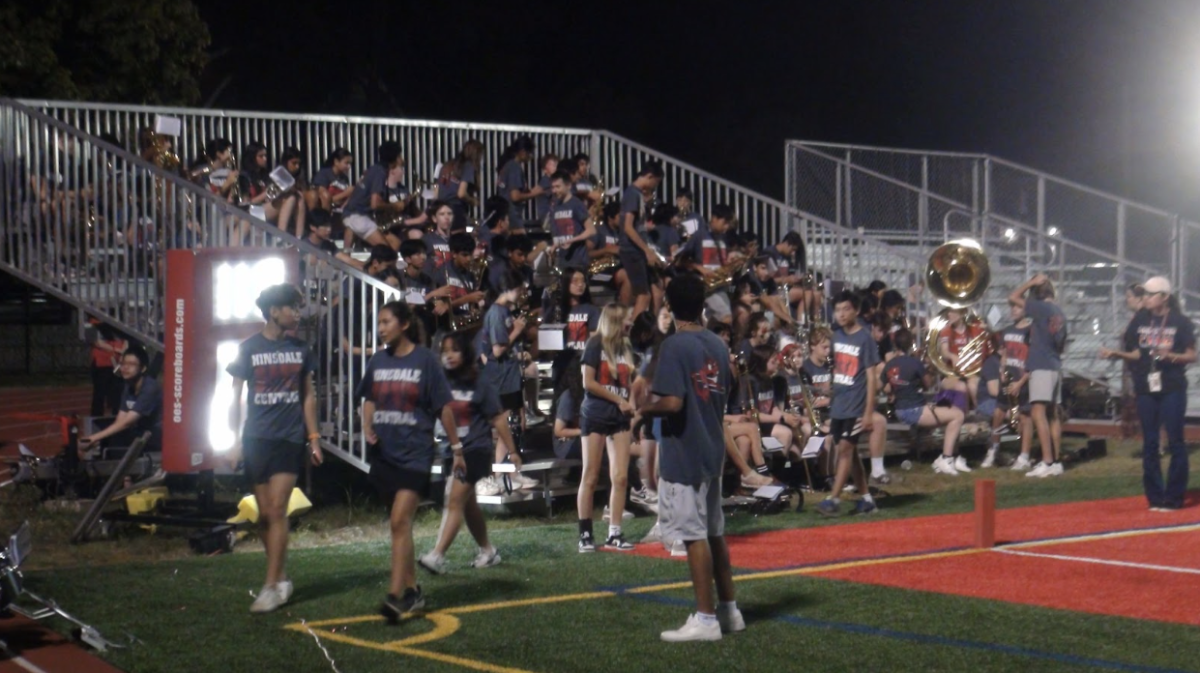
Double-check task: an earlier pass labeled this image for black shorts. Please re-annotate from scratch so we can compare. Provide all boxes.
[829,418,863,446]
[618,249,650,294]
[369,457,432,502]
[243,437,305,485]
[445,451,492,485]
[500,390,524,411]
[580,415,631,436]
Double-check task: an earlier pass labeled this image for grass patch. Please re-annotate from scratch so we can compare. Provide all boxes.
[5,439,1200,673]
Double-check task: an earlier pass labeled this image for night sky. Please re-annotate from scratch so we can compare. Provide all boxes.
[197,0,1200,217]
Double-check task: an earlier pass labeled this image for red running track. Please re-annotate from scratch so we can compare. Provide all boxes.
[0,614,125,673]
[0,386,90,458]
[629,493,1200,570]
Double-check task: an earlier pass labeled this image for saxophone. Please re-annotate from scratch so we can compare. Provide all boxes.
[703,255,749,295]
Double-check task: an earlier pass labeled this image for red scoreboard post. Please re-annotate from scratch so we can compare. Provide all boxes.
[163,248,298,473]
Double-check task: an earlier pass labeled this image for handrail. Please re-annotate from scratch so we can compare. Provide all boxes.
[17,99,594,136]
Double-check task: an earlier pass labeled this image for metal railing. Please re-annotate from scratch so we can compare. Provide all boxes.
[785,140,1200,301]
[785,139,1200,409]
[0,98,416,472]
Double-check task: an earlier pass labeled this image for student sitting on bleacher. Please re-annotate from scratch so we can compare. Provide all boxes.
[882,330,966,476]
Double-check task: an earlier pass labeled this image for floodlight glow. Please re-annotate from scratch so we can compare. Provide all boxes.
[212,258,286,323]
[1003,228,1016,241]
[1047,226,1059,237]
[208,340,241,453]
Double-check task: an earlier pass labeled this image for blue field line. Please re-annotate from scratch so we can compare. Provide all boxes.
[631,593,1196,673]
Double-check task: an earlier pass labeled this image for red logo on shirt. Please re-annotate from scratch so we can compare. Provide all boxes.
[691,358,724,401]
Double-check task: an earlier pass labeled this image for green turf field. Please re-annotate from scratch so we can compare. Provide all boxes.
[7,446,1200,673]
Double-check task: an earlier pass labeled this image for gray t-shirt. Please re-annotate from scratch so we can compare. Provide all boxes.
[1024,298,1067,371]
[618,185,646,256]
[477,303,522,394]
[830,325,881,419]
[227,333,317,442]
[357,345,452,471]
[534,174,554,222]
[343,164,388,216]
[496,160,527,228]
[653,330,731,485]
[883,354,925,411]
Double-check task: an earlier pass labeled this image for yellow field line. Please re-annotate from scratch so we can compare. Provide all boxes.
[440,591,616,615]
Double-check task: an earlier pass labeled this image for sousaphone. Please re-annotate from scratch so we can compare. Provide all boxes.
[925,239,991,378]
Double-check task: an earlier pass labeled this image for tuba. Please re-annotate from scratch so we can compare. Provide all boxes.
[703,255,749,295]
[924,239,992,379]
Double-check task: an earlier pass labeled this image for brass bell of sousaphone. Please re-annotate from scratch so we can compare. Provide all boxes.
[925,239,992,379]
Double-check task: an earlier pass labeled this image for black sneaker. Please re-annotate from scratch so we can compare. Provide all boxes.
[380,586,425,624]
[604,534,635,551]
[579,532,596,553]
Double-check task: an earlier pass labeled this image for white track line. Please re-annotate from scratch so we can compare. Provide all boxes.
[995,548,1200,575]
[1001,522,1200,550]
[0,643,53,673]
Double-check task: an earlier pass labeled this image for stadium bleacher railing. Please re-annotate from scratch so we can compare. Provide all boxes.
[786,140,1200,406]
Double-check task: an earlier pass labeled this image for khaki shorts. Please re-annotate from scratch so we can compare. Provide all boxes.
[659,477,724,542]
[1028,370,1062,404]
[343,213,377,239]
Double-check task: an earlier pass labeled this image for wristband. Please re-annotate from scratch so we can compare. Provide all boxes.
[308,433,320,441]
[450,442,464,452]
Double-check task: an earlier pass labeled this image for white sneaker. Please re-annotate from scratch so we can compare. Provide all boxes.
[250,585,285,614]
[418,551,447,575]
[275,579,293,603]
[471,547,501,569]
[509,472,540,490]
[668,539,687,557]
[1010,454,1033,471]
[740,472,773,489]
[1035,462,1063,478]
[1025,462,1051,478]
[661,613,722,642]
[980,448,998,469]
[954,456,972,473]
[717,605,746,634]
[932,455,959,475]
[602,505,635,522]
[641,522,663,544]
[475,476,502,497]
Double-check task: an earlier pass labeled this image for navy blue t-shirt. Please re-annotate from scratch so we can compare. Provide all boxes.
[1124,309,1197,396]
[227,333,316,443]
[564,304,601,352]
[580,337,635,426]
[122,376,163,439]
[446,374,503,455]
[977,353,1001,407]
[496,159,527,228]
[1024,298,1067,371]
[653,329,731,485]
[343,164,388,216]
[830,325,881,419]
[646,225,680,260]
[357,345,453,471]
[882,354,925,411]
[550,197,590,267]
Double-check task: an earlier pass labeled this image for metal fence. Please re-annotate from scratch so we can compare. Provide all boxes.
[0,98,418,472]
[785,140,1200,301]
[785,139,1200,408]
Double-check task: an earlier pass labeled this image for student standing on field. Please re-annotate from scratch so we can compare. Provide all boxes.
[228,284,323,614]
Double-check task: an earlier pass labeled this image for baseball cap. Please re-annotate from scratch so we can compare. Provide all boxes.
[1143,276,1171,295]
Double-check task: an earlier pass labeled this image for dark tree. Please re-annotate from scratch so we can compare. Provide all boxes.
[0,0,209,105]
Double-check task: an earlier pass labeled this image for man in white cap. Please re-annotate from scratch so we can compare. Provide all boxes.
[1008,274,1067,477]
